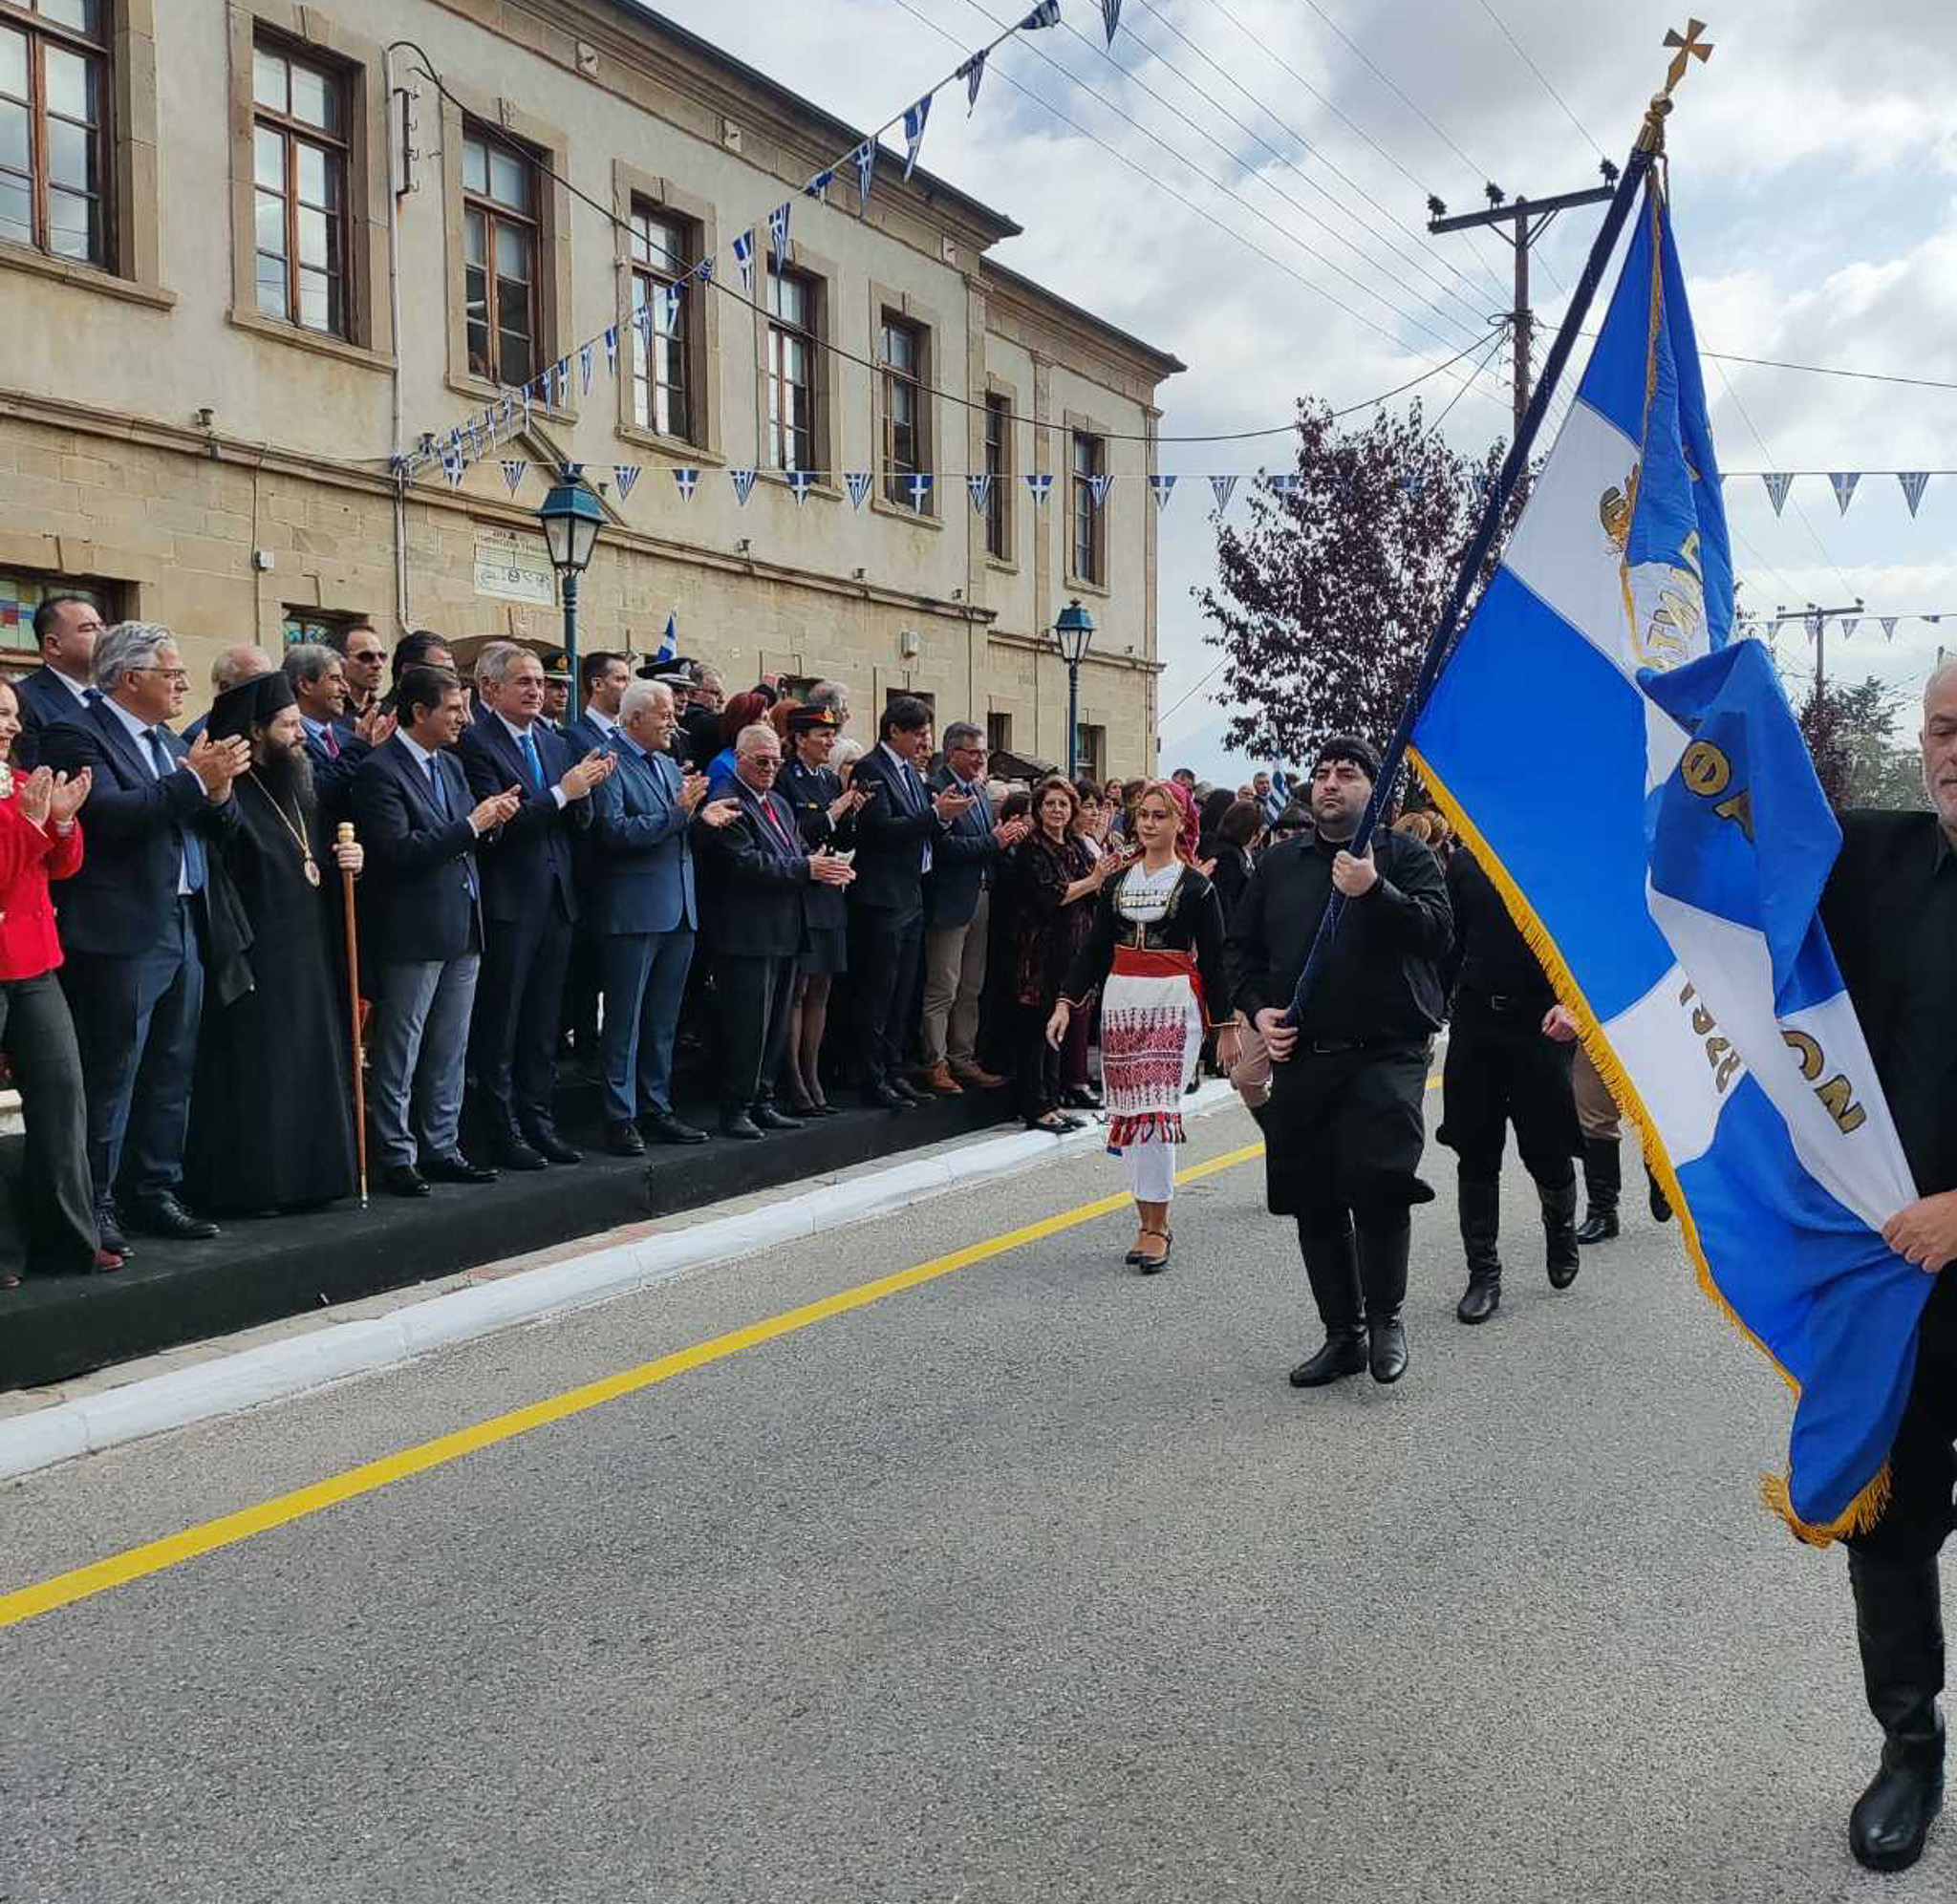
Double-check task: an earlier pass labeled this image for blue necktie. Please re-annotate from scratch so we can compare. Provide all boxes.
[519,729,545,791]
[425,754,449,817]
[147,727,205,894]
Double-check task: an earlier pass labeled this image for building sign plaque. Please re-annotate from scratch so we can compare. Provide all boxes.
[473,528,556,607]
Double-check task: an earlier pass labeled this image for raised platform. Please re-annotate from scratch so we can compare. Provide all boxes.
[0,1084,1015,1393]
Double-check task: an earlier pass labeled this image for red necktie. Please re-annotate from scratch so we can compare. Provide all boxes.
[323,725,340,759]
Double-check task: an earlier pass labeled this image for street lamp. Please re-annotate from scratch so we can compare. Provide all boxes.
[1053,597,1096,779]
[536,462,603,695]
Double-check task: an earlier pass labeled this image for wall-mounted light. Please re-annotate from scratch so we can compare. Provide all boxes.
[899,628,920,659]
[735,538,752,559]
[195,407,216,430]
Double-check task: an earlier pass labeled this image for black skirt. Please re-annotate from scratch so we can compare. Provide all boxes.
[800,924,849,976]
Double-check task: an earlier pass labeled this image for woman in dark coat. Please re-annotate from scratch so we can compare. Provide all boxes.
[1009,777,1121,1133]
[1207,798,1262,924]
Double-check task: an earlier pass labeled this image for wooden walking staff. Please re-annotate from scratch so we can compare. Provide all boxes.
[1281,21,1713,1028]
[337,820,369,1209]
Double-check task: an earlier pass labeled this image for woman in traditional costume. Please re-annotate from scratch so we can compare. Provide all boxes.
[1048,780,1233,1272]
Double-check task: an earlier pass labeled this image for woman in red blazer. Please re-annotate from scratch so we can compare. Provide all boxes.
[0,676,110,1285]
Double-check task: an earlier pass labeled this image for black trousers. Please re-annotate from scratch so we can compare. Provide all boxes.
[1262,1039,1433,1231]
[714,953,796,1111]
[560,918,601,1057]
[0,972,97,1274]
[1850,1276,1957,1562]
[1013,1001,1060,1123]
[467,903,574,1142]
[849,900,923,1091]
[1437,998,1580,1189]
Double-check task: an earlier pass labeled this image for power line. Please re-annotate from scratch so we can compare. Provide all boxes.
[942,0,1494,361]
[1473,0,1607,160]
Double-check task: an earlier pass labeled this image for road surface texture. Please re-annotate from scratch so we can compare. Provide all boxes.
[2,1101,1944,1902]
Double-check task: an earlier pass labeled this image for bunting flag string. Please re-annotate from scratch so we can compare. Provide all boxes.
[579,343,594,396]
[905,472,934,511]
[787,469,816,505]
[1025,472,1054,506]
[1829,471,1860,515]
[767,202,791,260]
[733,229,755,292]
[1102,0,1126,45]
[1086,473,1113,509]
[1209,474,1237,512]
[613,464,641,500]
[1149,473,1177,511]
[603,325,618,375]
[1020,0,1062,25]
[500,459,527,497]
[966,473,993,514]
[440,444,463,489]
[805,167,834,203]
[902,96,932,181]
[957,49,987,115]
[731,468,758,506]
[1264,472,1300,498]
[675,468,699,501]
[1763,471,1795,516]
[1881,617,1898,640]
[853,139,876,216]
[1900,471,1930,517]
[845,471,873,509]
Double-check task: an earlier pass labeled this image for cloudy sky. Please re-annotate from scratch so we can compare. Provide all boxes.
[650,0,1957,786]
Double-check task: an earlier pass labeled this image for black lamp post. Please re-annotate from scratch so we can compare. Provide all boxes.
[1053,596,1096,778]
[536,462,603,697]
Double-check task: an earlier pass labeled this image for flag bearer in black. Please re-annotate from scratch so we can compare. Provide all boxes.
[1435,845,1582,1322]
[1815,656,1957,1874]
[1225,737,1452,1388]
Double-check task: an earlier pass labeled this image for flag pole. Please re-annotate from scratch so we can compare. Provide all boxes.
[338,820,369,1209]
[1281,30,1711,1027]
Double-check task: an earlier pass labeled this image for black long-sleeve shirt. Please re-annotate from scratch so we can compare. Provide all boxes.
[1441,845,1555,1009]
[1225,829,1452,1041]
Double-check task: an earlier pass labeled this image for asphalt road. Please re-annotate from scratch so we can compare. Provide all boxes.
[1,1102,1946,1902]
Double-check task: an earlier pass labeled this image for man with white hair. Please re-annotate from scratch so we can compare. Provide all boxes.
[182,644,276,743]
[1815,655,1957,1873]
[40,623,249,1249]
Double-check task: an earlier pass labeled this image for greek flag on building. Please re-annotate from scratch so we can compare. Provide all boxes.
[1409,177,1931,1543]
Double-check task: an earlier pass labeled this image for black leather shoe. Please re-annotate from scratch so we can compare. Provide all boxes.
[1456,1276,1500,1324]
[1852,1760,1945,1872]
[869,1082,917,1112]
[890,1077,927,1105]
[1575,1208,1620,1245]
[1649,1173,1673,1224]
[1849,1550,1946,1872]
[125,1194,220,1241]
[385,1165,432,1198]
[750,1103,805,1132]
[527,1130,583,1166]
[642,1111,708,1145]
[1357,1224,1410,1384]
[1577,1137,1621,1244]
[1060,1084,1104,1110]
[720,1111,764,1141]
[421,1153,498,1185]
[1541,1178,1581,1290]
[605,1121,647,1157]
[1289,1331,1368,1387]
[95,1206,133,1259]
[493,1138,549,1172]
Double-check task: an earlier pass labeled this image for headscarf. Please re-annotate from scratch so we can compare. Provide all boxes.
[1132,776,1200,863]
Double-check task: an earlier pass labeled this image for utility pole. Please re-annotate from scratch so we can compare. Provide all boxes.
[1777,598,1865,701]
[1428,161,1622,441]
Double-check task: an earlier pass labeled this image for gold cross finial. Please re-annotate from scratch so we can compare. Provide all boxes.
[1662,20,1714,97]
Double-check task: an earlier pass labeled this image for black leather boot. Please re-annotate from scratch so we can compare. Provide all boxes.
[1540,1174,1581,1290]
[1455,1176,1501,1324]
[1356,1222,1410,1385]
[1647,1168,1673,1224]
[1289,1223,1367,1387]
[1848,1550,1946,1872]
[1575,1137,1621,1244]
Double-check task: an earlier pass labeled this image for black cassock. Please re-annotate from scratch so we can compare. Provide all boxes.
[184,780,357,1213]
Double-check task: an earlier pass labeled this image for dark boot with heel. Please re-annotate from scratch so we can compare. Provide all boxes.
[1289,1224,1367,1387]
[1848,1550,1946,1872]
[1575,1136,1621,1244]
[1455,1177,1502,1324]
[1540,1175,1581,1290]
[1356,1223,1410,1385]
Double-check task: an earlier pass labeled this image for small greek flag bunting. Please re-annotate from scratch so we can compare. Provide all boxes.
[1209,475,1237,511]
[1928,615,1944,626]
[731,468,758,506]
[853,139,876,214]
[1881,616,1899,641]
[695,256,714,288]
[441,443,463,488]
[579,343,594,396]
[733,229,756,293]
[957,50,986,115]
[768,201,791,260]
[966,473,992,514]
[902,96,932,182]
[662,282,683,332]
[1025,472,1054,506]
[675,467,699,502]
[1102,0,1125,44]
[1839,616,1859,640]
[1020,0,1061,25]
[1087,473,1112,509]
[634,300,655,360]
[1829,471,1860,516]
[462,416,483,461]
[845,471,873,509]
[603,326,618,375]
[1401,473,1425,499]
[557,359,574,408]
[1150,474,1177,511]
[1763,470,1795,516]
[906,472,933,511]
[786,469,815,506]
[613,464,641,500]
[389,454,411,482]
[1899,471,1930,517]
[500,459,527,497]
[1265,472,1300,499]
[806,168,834,203]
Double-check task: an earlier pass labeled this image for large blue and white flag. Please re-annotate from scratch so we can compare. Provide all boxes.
[1410,179,1930,1543]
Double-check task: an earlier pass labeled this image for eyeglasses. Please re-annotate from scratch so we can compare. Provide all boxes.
[133,666,190,685]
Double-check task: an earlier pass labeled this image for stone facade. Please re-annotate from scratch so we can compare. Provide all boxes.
[0,0,1179,775]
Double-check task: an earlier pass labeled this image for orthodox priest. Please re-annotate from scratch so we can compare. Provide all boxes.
[183,671,361,1213]
[1224,737,1452,1387]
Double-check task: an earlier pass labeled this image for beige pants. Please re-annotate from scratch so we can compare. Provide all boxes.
[919,888,990,1070]
[1572,1043,1622,1141]
[1228,1016,1272,1109]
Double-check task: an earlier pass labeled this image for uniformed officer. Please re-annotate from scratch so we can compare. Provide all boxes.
[1225,736,1453,1387]
[1436,845,1582,1322]
[1817,657,1957,1873]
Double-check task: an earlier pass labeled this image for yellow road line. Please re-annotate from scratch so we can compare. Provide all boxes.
[0,1140,1266,1631]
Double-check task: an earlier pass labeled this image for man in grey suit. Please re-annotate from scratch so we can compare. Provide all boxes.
[917,721,1027,1094]
[590,680,734,1155]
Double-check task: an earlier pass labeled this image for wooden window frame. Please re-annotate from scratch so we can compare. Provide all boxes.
[0,0,112,268]
[1067,421,1109,594]
[879,312,926,509]
[983,390,1013,563]
[628,199,696,445]
[462,118,542,392]
[248,32,350,339]
[612,163,719,461]
[765,255,820,476]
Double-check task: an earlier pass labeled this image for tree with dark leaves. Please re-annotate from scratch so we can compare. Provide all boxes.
[1196,397,1514,770]
[1796,673,1931,811]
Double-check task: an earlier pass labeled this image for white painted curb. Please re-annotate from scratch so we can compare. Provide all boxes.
[0,1081,1245,1484]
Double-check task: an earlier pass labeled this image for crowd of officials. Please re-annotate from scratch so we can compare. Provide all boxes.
[0,595,1338,1284]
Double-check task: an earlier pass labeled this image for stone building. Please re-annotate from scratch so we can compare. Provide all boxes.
[0,0,1180,774]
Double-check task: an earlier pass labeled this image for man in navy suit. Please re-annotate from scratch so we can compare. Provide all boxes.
[40,622,248,1251]
[349,664,522,1198]
[12,594,105,769]
[693,721,855,1139]
[589,680,726,1154]
[846,695,969,1111]
[561,650,634,1070]
[284,642,395,818]
[458,641,613,1169]
[918,721,1027,1094]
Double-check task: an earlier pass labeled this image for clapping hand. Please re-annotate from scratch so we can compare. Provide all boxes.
[469,785,524,833]
[186,732,249,799]
[677,771,711,815]
[991,816,1030,849]
[559,749,615,800]
[828,786,869,824]
[47,766,90,826]
[16,767,53,827]
[698,797,741,829]
[808,848,855,888]
[354,706,398,747]
[934,786,976,822]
